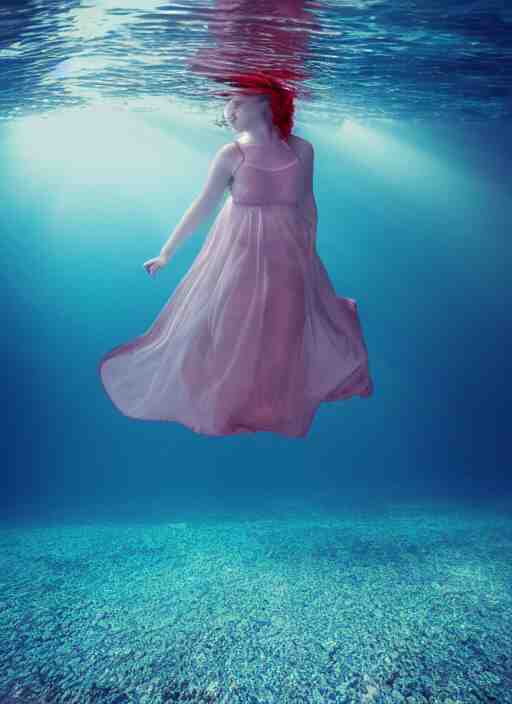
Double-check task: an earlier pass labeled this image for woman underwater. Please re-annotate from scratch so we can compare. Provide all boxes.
[98,74,373,437]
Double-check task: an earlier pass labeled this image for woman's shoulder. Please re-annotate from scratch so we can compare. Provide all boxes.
[289,133,311,146]
[217,134,312,165]
[213,141,243,170]
[219,140,241,155]
[289,134,314,159]
[289,133,313,150]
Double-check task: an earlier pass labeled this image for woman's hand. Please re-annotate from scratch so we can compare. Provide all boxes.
[143,253,169,278]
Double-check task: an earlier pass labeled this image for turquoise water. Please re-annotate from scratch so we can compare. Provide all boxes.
[2,2,511,702]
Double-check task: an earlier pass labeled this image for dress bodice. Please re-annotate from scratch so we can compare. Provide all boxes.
[228,138,305,206]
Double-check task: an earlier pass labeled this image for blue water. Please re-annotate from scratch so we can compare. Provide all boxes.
[2,2,511,703]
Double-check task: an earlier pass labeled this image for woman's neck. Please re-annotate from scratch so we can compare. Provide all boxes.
[240,125,284,146]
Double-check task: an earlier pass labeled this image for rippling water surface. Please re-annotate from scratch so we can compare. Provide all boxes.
[1,0,510,124]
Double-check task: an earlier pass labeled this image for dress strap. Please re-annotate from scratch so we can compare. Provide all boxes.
[286,137,301,164]
[234,136,301,166]
[231,139,245,181]
[234,139,245,161]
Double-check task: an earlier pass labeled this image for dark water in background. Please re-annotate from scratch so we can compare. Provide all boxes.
[2,0,511,520]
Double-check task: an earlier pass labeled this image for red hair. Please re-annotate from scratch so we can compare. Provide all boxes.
[215,72,297,140]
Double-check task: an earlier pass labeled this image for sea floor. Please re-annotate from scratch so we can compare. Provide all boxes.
[1,495,511,704]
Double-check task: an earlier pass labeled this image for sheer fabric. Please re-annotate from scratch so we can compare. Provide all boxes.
[98,137,373,437]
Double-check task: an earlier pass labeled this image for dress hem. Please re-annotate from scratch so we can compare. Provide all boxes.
[98,356,372,439]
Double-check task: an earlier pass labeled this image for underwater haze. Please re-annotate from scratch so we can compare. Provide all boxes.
[2,1,512,703]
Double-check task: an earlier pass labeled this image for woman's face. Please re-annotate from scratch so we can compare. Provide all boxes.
[224,94,268,132]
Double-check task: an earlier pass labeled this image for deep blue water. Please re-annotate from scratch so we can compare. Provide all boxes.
[2,2,511,703]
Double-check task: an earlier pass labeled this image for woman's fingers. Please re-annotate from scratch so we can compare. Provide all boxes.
[143,257,165,276]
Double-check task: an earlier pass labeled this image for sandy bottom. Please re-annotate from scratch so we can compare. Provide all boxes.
[1,496,511,703]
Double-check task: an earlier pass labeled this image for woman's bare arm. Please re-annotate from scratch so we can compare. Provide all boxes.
[159,143,238,260]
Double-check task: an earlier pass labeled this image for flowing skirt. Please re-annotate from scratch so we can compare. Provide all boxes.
[98,197,373,438]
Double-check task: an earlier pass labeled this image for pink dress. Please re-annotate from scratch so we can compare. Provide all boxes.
[98,137,373,438]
